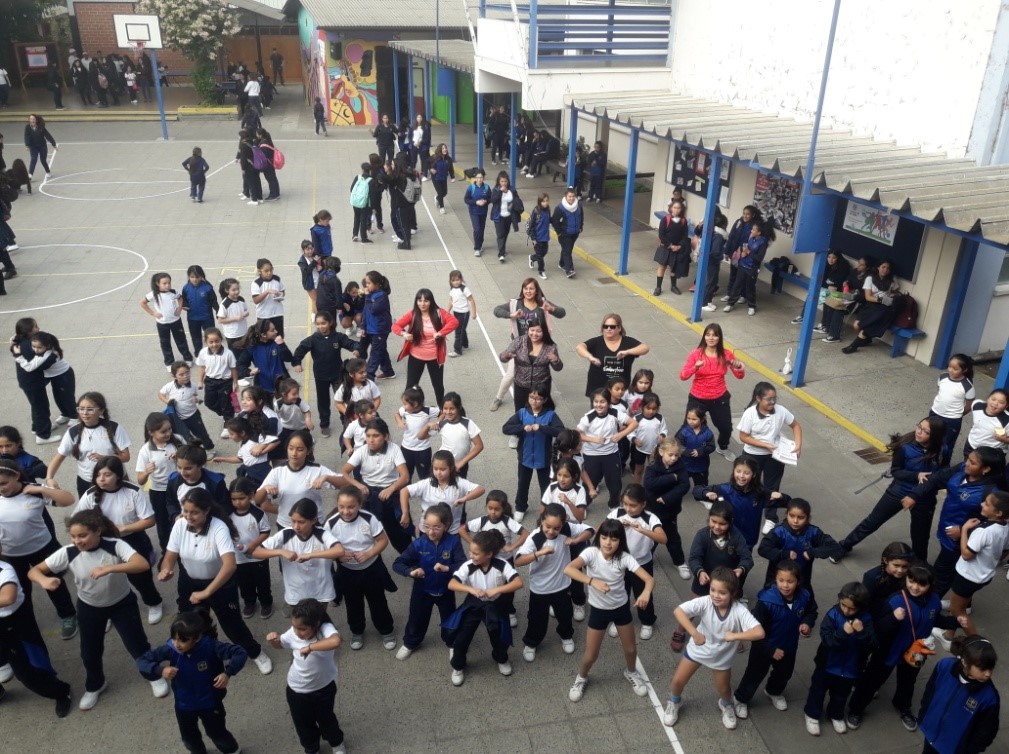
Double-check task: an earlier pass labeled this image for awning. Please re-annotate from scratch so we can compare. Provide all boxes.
[565,91,1009,247]
[292,0,469,30]
[388,39,475,75]
[229,0,287,22]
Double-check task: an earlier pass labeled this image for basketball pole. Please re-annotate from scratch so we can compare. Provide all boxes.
[149,46,170,140]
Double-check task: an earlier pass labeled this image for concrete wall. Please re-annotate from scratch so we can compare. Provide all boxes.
[670,0,1000,157]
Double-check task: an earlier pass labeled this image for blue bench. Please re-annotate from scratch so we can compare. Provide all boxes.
[887,326,926,358]
[764,262,811,294]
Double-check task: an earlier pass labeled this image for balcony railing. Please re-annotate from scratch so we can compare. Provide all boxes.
[480,0,672,68]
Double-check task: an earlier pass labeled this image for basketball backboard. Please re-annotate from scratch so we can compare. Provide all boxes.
[113,14,163,50]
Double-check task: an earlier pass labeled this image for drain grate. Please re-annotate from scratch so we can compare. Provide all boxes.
[592,277,619,286]
[853,447,890,465]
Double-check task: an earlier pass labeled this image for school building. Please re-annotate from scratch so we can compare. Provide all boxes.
[383,0,1009,387]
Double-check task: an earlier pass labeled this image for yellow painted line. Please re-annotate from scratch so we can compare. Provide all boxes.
[303,162,319,401]
[571,243,888,452]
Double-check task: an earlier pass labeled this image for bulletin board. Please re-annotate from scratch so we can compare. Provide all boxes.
[668,145,731,206]
[830,200,925,281]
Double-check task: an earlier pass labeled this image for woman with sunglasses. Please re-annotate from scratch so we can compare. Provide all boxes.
[575,313,650,398]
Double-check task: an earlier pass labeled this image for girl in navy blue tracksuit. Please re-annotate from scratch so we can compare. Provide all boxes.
[310,209,334,259]
[235,320,292,397]
[586,141,606,202]
[551,188,583,277]
[314,257,343,325]
[502,386,565,514]
[860,541,913,632]
[363,270,394,381]
[526,193,552,276]
[676,406,715,486]
[724,206,760,303]
[464,170,492,254]
[802,581,874,736]
[430,143,454,211]
[837,416,946,562]
[292,310,359,436]
[137,611,247,754]
[758,498,843,596]
[918,636,999,754]
[733,560,817,718]
[694,456,785,551]
[642,438,691,574]
[392,503,466,657]
[182,147,210,202]
[182,266,218,355]
[725,220,774,314]
[901,446,1005,597]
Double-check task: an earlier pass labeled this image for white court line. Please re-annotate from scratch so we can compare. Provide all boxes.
[40,162,233,201]
[48,180,190,186]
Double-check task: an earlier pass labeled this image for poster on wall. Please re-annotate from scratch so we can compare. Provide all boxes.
[842,201,899,246]
[668,145,731,206]
[752,174,801,234]
[25,46,49,69]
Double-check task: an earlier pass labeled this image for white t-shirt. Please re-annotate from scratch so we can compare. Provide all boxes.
[334,380,381,405]
[231,506,271,565]
[250,277,285,319]
[541,482,587,511]
[448,285,473,314]
[452,557,519,600]
[237,439,272,473]
[324,510,384,570]
[342,421,367,450]
[679,596,761,670]
[466,515,524,550]
[218,299,250,340]
[632,414,668,455]
[606,508,662,565]
[577,409,621,456]
[0,560,25,618]
[736,404,795,456]
[166,517,236,580]
[499,189,513,218]
[966,400,1009,451]
[261,527,338,605]
[280,622,339,693]
[348,443,406,488]
[956,521,1009,584]
[146,290,182,324]
[160,380,202,419]
[244,79,261,97]
[931,373,975,419]
[197,348,237,381]
[135,439,180,492]
[57,422,132,482]
[75,484,155,528]
[0,491,54,556]
[405,478,480,534]
[579,547,641,610]
[438,418,480,464]
[517,522,592,594]
[260,463,340,528]
[275,399,311,431]
[398,406,440,451]
[45,538,139,608]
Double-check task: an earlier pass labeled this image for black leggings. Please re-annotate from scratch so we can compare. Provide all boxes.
[687,391,733,450]
[582,451,623,508]
[177,569,261,659]
[0,602,71,701]
[840,489,936,562]
[405,356,445,408]
[156,319,193,366]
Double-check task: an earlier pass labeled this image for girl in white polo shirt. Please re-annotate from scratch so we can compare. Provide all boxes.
[136,413,185,552]
[256,430,350,528]
[250,258,286,336]
[47,391,132,498]
[195,327,239,436]
[158,488,273,676]
[159,361,216,452]
[563,518,654,703]
[266,598,347,754]
[140,272,194,369]
[75,457,164,624]
[217,279,250,351]
[438,392,484,478]
[341,418,410,552]
[577,388,636,509]
[29,509,168,711]
[401,450,485,536]
[395,386,440,481]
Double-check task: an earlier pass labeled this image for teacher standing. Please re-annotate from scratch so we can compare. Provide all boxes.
[679,323,745,459]
[499,313,563,412]
[575,313,650,397]
[392,289,459,408]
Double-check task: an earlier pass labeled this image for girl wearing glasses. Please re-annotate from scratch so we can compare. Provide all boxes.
[575,313,650,398]
[46,392,131,498]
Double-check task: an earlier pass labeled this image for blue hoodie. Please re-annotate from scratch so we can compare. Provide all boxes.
[878,589,957,667]
[502,407,564,470]
[675,423,715,475]
[815,605,874,679]
[363,289,392,336]
[908,464,994,551]
[136,635,247,711]
[919,657,1000,754]
[738,234,768,271]
[758,522,843,588]
[464,182,492,218]
[393,532,465,596]
[751,584,817,654]
[693,482,781,548]
[311,222,333,258]
[182,280,217,323]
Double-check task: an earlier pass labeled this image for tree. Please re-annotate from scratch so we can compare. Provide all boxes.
[0,0,56,69]
[133,0,242,103]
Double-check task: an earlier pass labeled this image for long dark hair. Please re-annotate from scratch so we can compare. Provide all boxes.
[181,487,239,540]
[870,259,895,291]
[525,311,554,346]
[339,358,368,410]
[30,331,64,360]
[410,288,444,337]
[88,456,128,506]
[517,278,545,306]
[696,323,727,365]
[888,416,945,463]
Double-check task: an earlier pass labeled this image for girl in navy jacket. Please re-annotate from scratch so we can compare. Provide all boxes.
[310,209,333,259]
[362,270,394,381]
[642,438,691,577]
[464,170,492,254]
[235,320,292,397]
[918,636,999,754]
[675,406,715,486]
[526,193,552,277]
[694,456,784,549]
[686,501,754,599]
[429,143,455,211]
[758,498,843,596]
[586,140,606,202]
[137,611,247,754]
[725,220,775,314]
[181,265,218,356]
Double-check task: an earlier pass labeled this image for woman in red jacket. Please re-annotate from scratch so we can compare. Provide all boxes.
[679,323,745,460]
[392,289,459,407]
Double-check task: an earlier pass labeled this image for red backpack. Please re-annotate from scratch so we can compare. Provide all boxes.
[893,294,919,329]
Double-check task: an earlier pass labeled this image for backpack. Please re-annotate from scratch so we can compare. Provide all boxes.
[251,146,270,171]
[892,294,919,329]
[402,174,422,204]
[350,176,371,208]
[97,73,109,89]
[271,146,285,170]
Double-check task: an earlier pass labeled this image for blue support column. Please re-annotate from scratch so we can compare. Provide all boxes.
[449,71,457,158]
[529,0,539,68]
[934,240,977,367]
[407,58,415,123]
[392,51,401,125]
[509,92,517,187]
[616,127,640,276]
[997,340,1009,388]
[566,104,578,187]
[424,61,432,122]
[476,93,484,170]
[690,153,723,322]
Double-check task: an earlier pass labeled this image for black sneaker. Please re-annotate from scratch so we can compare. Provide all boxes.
[899,711,918,732]
[260,603,274,619]
[845,712,863,730]
[55,694,72,718]
[242,602,256,619]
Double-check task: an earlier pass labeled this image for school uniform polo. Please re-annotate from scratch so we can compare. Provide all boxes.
[237,439,272,477]
[166,518,236,580]
[931,373,975,419]
[218,298,250,340]
[135,439,181,491]
[231,506,270,565]
[261,527,338,604]
[398,406,440,451]
[160,380,201,419]
[145,290,182,324]
[438,418,481,463]
[342,421,367,450]
[606,507,662,565]
[0,491,53,556]
[333,380,381,405]
[74,483,155,527]
[324,510,384,570]
[260,463,340,528]
[580,547,640,610]
[45,538,138,607]
[0,560,26,617]
[405,478,480,534]
[956,521,1009,583]
[280,623,339,692]
[57,422,132,482]
[466,515,524,550]
[250,276,285,319]
[736,404,795,455]
[517,522,592,594]
[452,557,519,600]
[577,409,621,455]
[448,285,473,315]
[16,350,71,379]
[679,596,761,670]
[965,401,1009,450]
[275,399,311,430]
[348,443,406,488]
[541,482,587,511]
[196,348,236,380]
[632,413,669,455]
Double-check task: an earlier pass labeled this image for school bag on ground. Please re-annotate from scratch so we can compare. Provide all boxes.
[350,176,371,208]
[403,174,422,204]
[892,294,919,329]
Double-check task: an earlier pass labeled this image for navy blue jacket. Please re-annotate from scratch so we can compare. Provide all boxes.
[292,331,359,381]
[687,525,753,579]
[908,463,995,551]
[165,468,231,515]
[551,201,583,236]
[878,589,957,667]
[919,657,1000,754]
[751,584,817,654]
[237,340,292,392]
[527,206,551,243]
[815,605,874,679]
[643,456,690,505]
[726,216,754,254]
[737,234,768,271]
[137,635,247,711]
[693,482,782,548]
[363,289,392,336]
[393,532,465,596]
[675,423,715,474]
[315,270,343,313]
[310,222,333,258]
[861,564,907,625]
[886,440,942,498]
[502,407,564,470]
[758,522,843,588]
[431,155,454,182]
[586,149,606,177]
[464,182,492,218]
[182,280,218,323]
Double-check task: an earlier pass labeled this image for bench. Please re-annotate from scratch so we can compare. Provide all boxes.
[887,326,926,358]
[764,262,811,294]
[162,69,192,85]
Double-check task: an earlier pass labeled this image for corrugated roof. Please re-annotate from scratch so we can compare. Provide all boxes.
[565,90,1009,247]
[294,0,470,29]
[388,39,474,74]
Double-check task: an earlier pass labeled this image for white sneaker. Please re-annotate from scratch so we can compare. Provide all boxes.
[350,635,364,650]
[508,435,519,449]
[439,207,446,215]
[733,696,748,719]
[514,510,525,523]
[105,619,112,633]
[720,295,731,302]
[150,678,170,698]
[663,699,681,726]
[677,564,692,580]
[568,675,587,702]
[762,519,776,535]
[0,664,13,682]
[498,662,513,676]
[383,635,397,650]
[561,638,575,654]
[253,653,273,674]
[573,605,585,622]
[451,668,465,686]
[4,243,18,252]
[220,427,230,439]
[247,200,261,206]
[35,434,59,445]
[523,645,536,662]
[748,307,756,316]
[639,624,653,641]
[54,415,70,425]
[148,603,163,625]
[831,718,847,734]
[805,715,821,736]
[714,447,736,462]
[509,614,518,628]
[764,689,788,710]
[624,668,648,697]
[723,304,734,312]
[79,683,107,711]
[607,623,618,638]
[931,626,952,652]
[720,701,738,729]
[702,303,717,312]
[395,645,413,660]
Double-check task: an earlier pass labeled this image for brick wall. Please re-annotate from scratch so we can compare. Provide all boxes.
[75,2,191,69]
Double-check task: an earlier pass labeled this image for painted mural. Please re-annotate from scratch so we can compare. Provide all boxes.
[297,7,379,126]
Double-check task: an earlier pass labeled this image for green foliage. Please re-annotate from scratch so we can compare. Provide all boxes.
[191,62,217,106]
[0,0,55,68]
[133,0,241,64]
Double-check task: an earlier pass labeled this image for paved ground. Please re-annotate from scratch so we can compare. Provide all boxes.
[0,94,1006,754]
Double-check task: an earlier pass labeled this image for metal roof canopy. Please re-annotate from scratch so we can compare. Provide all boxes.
[290,0,470,29]
[388,39,475,75]
[565,90,1009,249]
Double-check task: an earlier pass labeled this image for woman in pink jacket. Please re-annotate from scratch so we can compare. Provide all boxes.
[679,323,745,459]
[392,289,459,407]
